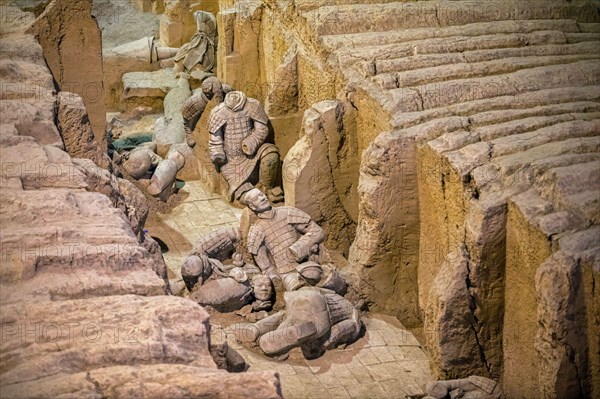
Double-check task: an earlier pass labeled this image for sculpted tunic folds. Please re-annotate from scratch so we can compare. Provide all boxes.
[173,11,216,73]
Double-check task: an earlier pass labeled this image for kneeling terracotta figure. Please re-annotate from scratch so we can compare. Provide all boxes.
[208,92,281,202]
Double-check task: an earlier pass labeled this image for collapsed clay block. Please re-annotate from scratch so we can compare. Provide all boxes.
[121,69,179,114]
[57,91,109,168]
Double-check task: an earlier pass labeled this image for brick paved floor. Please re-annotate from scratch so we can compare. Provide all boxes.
[211,315,432,399]
[146,180,432,398]
[146,180,243,280]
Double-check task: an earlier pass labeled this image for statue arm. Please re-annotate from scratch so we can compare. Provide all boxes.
[289,221,327,262]
[241,121,268,156]
[194,226,240,260]
[208,127,226,164]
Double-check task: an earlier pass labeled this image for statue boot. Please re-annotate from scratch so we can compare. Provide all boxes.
[259,321,317,356]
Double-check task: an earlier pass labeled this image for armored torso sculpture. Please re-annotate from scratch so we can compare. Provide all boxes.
[208,92,281,201]
[241,188,329,291]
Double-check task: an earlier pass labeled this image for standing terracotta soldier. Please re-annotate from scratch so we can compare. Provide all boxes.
[208,91,281,201]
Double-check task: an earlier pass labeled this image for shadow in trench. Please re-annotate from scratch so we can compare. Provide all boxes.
[145,213,194,255]
[151,236,170,253]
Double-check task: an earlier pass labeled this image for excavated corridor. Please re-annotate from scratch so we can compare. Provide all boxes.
[3,0,597,397]
[144,179,432,399]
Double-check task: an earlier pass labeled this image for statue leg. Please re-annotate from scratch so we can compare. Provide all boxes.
[147,159,178,196]
[147,151,185,196]
[259,322,317,356]
[155,46,179,60]
[230,311,286,342]
[183,115,198,147]
[322,309,362,350]
[281,271,306,291]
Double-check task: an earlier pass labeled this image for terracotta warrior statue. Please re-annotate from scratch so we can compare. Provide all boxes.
[181,77,232,147]
[173,10,216,76]
[181,226,243,291]
[208,91,281,202]
[180,228,277,312]
[121,142,185,199]
[240,188,328,291]
[231,286,362,359]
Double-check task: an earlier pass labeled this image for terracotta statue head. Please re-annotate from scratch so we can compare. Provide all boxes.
[240,188,271,214]
[252,274,273,301]
[201,77,222,100]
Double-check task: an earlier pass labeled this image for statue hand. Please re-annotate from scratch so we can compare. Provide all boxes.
[241,137,256,156]
[210,152,226,165]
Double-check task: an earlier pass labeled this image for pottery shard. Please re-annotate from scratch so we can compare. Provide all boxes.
[58,92,109,168]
